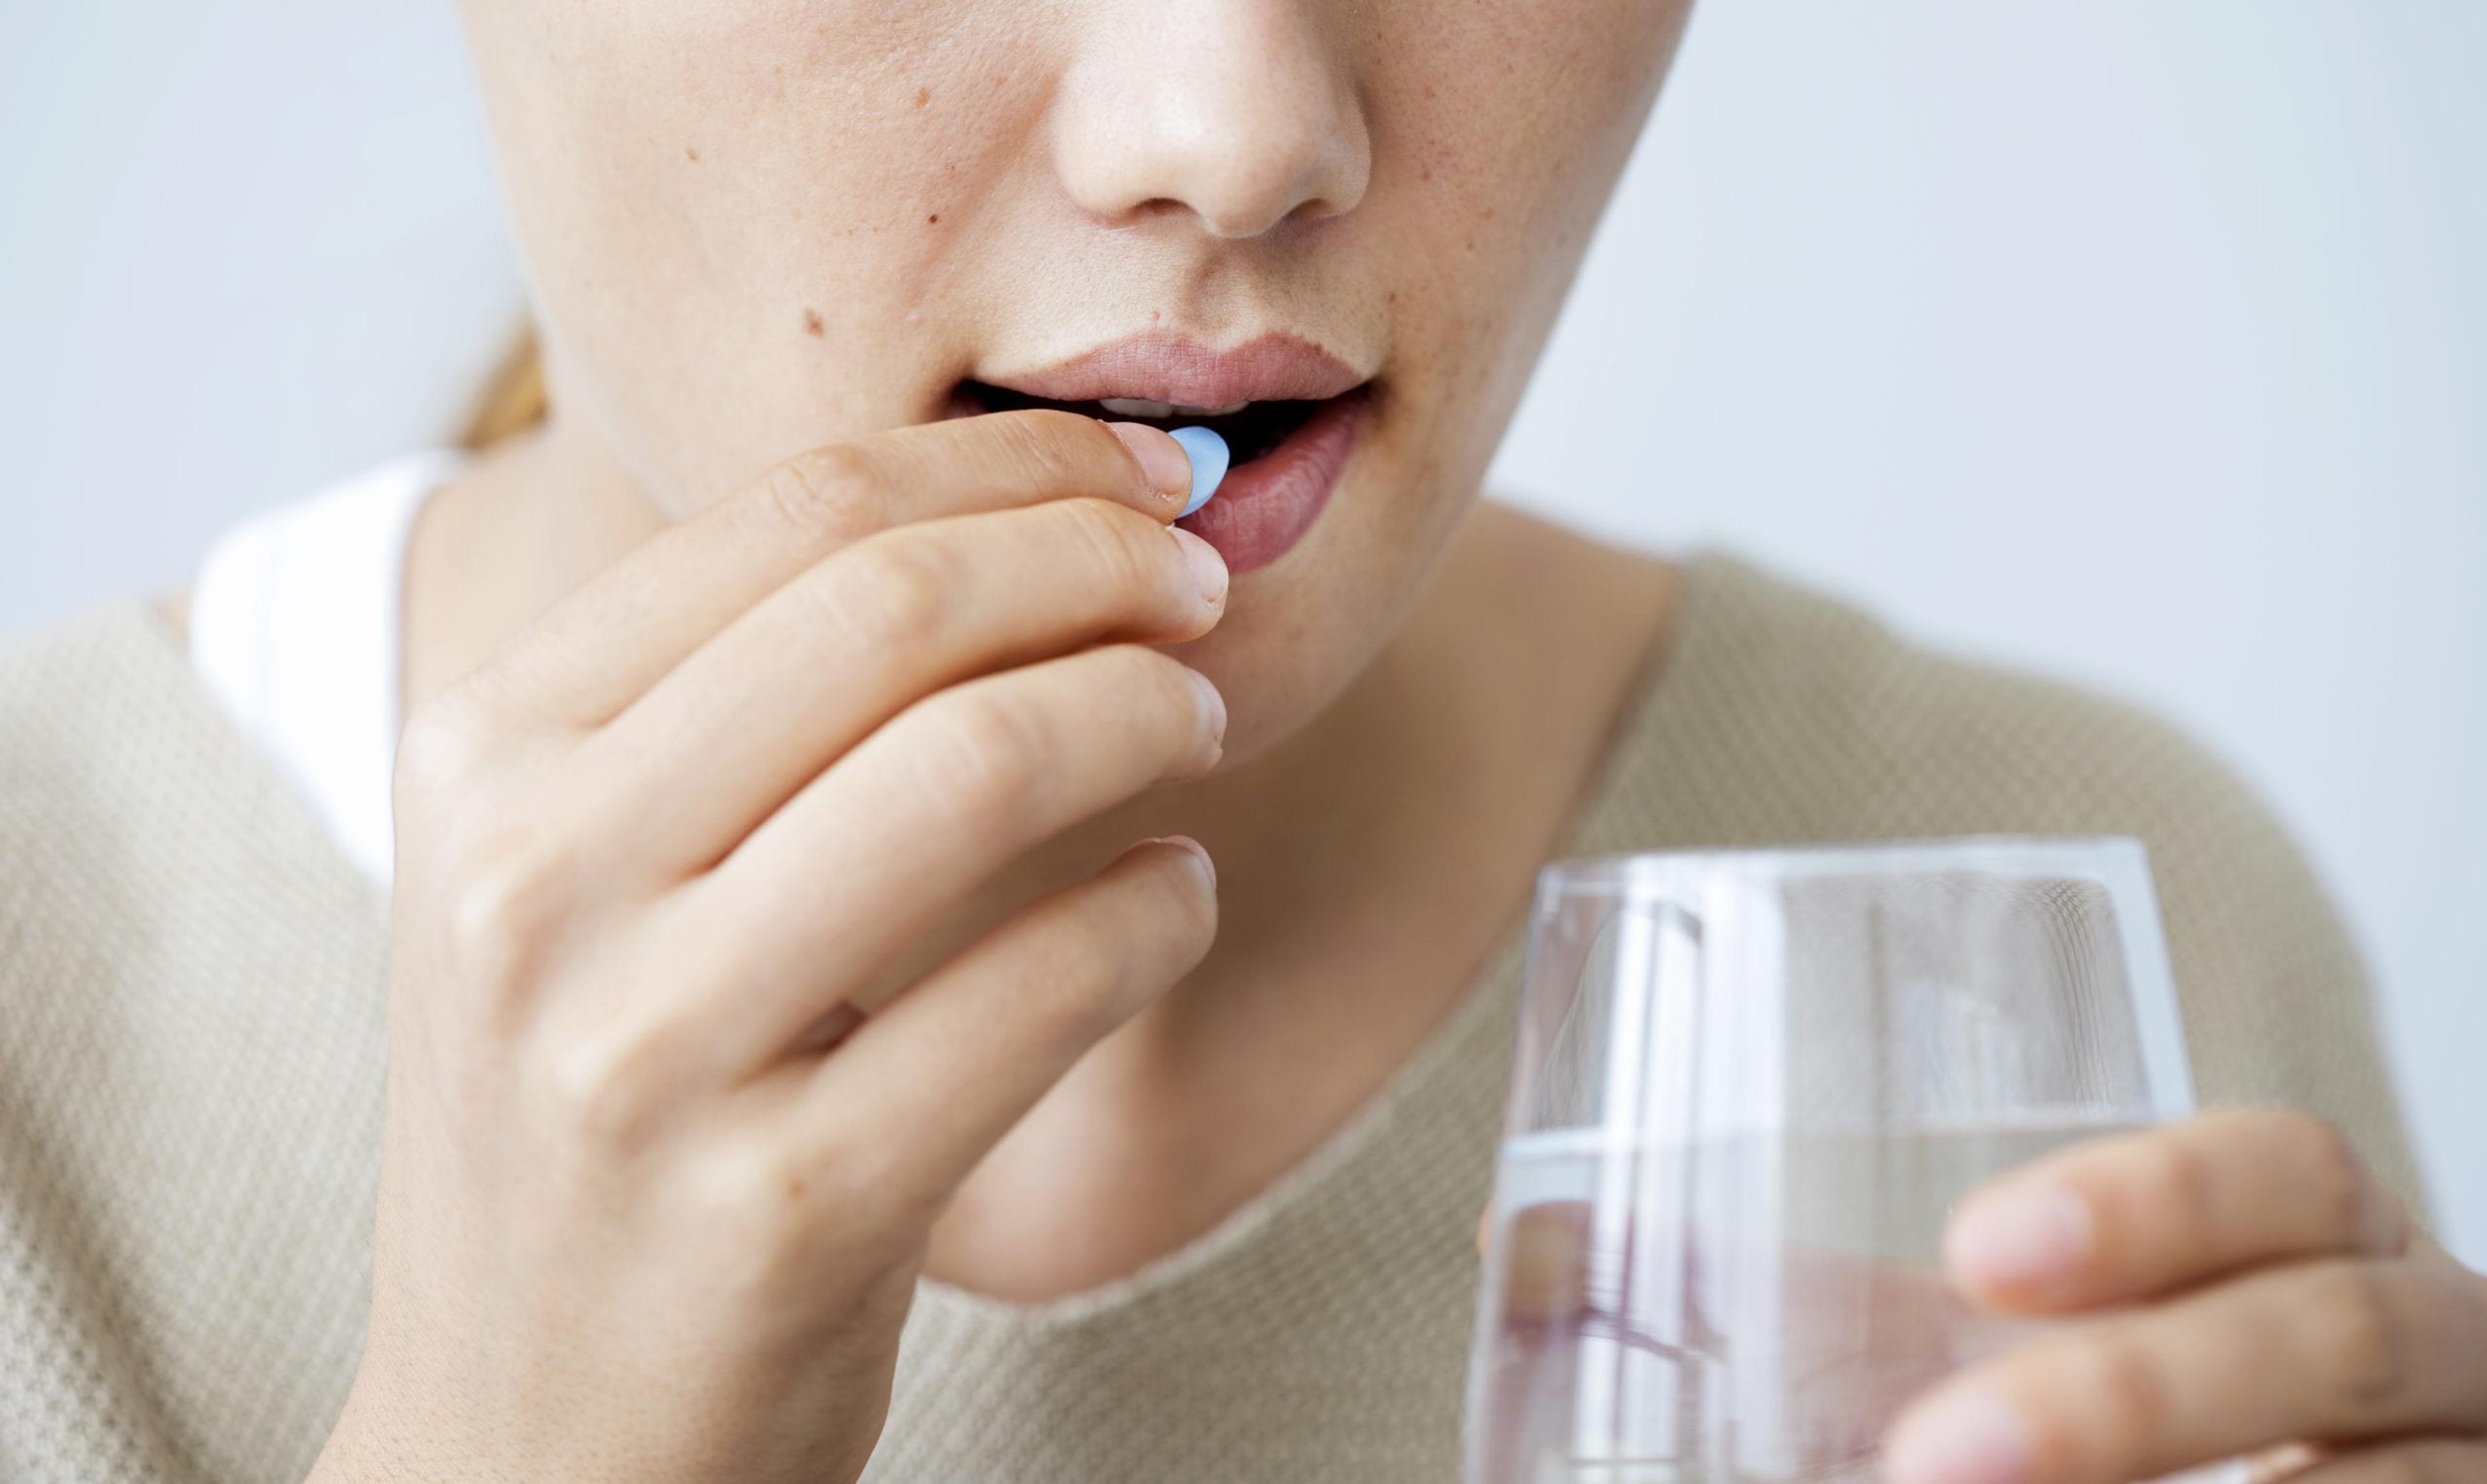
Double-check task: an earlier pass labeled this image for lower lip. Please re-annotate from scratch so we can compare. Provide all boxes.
[1177,392,1370,574]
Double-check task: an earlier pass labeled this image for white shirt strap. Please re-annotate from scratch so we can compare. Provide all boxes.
[188,453,460,887]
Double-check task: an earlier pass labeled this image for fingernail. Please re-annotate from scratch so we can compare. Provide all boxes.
[1169,526,1229,604]
[1184,667,1227,748]
[1883,1387,2034,1484]
[1946,1182,2095,1297]
[1154,835,1216,890]
[1104,422,1194,500]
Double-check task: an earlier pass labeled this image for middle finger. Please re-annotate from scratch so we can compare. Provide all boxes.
[656,640,1226,1079]
[581,496,1227,877]
[1944,1108,2411,1314]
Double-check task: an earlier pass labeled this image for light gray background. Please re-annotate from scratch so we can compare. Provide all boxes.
[3,3,2479,1262]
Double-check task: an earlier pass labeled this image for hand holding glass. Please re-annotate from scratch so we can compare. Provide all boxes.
[1466,839,2196,1483]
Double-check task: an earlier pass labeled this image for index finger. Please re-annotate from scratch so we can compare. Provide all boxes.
[468,411,1193,728]
[1944,1107,2411,1314]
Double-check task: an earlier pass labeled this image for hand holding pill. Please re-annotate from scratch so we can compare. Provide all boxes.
[346,409,1229,1484]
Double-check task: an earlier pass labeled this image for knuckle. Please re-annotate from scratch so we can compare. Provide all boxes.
[1125,647,1223,761]
[1084,645,1207,753]
[2076,1326,2177,1465]
[817,537,956,649]
[810,1124,935,1235]
[1105,641,1192,708]
[2305,1261,2416,1409]
[393,690,499,802]
[2135,1125,2223,1249]
[984,407,1112,488]
[682,1141,817,1284]
[1019,910,1140,1051]
[913,690,1046,828]
[1026,851,1218,1048]
[441,835,574,982]
[2267,1107,2377,1248]
[537,1020,662,1148]
[692,1138,807,1227]
[690,1133,925,1282]
[1055,497,1165,596]
[756,444,878,543]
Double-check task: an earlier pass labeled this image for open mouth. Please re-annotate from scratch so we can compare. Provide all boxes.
[949,332,1376,572]
[955,381,1339,467]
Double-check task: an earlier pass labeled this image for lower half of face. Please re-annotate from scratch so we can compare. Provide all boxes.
[464,0,1691,760]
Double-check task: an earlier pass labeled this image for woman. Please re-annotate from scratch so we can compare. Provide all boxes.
[1,1,2479,1481]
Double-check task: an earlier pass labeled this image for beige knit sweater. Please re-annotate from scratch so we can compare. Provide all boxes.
[0,552,2421,1484]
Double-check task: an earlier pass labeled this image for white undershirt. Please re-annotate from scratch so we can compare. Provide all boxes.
[188,453,461,887]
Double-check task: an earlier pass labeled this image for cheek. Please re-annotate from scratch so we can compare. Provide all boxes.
[1337,0,1686,550]
[1370,0,1688,374]
[1195,1,1684,748]
[472,4,1057,503]
[1383,0,1686,225]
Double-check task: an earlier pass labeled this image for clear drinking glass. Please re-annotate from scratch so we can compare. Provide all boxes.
[1466,838,2196,1484]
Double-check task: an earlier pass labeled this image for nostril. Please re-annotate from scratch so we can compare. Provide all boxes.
[1047,16,1371,238]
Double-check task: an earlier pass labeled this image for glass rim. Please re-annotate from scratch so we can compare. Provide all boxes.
[1526,833,2194,1121]
[1536,834,2152,899]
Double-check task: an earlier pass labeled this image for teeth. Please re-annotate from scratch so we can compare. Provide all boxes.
[1098,397,1252,419]
[1098,398,1175,418]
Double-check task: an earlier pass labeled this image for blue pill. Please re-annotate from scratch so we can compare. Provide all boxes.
[1170,425,1231,518]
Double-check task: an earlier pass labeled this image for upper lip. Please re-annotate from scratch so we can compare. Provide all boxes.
[980,331,1368,407]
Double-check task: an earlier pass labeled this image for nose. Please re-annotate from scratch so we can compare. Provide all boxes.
[1051,0,1371,238]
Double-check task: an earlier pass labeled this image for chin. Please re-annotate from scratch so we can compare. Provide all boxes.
[1163,458,1460,769]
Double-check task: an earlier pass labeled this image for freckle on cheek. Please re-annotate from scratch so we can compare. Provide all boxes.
[802,309,825,337]
[913,86,930,108]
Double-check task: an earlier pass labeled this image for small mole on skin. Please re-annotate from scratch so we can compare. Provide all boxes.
[913,86,931,108]
[927,213,940,224]
[803,309,825,337]
[685,146,700,163]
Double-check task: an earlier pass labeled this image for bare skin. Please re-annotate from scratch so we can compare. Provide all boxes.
[251,0,2483,1479]
[400,417,1674,1302]
[1486,1110,2487,1482]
